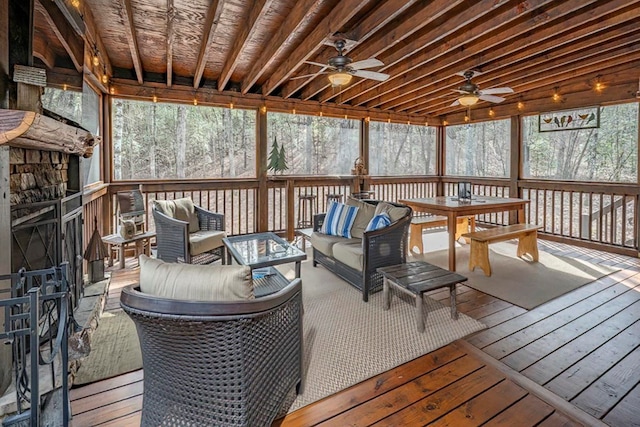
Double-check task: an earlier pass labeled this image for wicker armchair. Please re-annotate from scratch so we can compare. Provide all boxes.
[120,279,303,427]
[312,200,412,302]
[152,198,226,264]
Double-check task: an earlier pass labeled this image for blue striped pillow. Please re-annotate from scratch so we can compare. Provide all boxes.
[365,212,391,232]
[320,202,359,238]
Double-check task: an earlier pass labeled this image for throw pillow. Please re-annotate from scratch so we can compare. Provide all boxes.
[320,201,359,238]
[119,219,136,239]
[154,198,200,233]
[374,201,410,223]
[346,197,376,238]
[365,212,391,232]
[139,255,253,301]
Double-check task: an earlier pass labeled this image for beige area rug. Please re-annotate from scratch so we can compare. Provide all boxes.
[278,256,486,412]
[417,240,619,310]
[73,310,141,386]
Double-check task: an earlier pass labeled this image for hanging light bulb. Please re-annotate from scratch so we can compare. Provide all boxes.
[153,94,158,103]
[552,87,561,102]
[92,45,100,67]
[517,101,524,111]
[260,105,267,114]
[109,86,115,95]
[193,97,198,106]
[319,110,323,117]
[442,120,448,126]
[364,116,370,122]
[229,102,234,109]
[489,108,495,117]
[292,108,296,115]
[464,115,470,122]
[594,75,604,92]
[63,83,68,91]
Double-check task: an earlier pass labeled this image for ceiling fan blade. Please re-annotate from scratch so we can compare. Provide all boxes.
[351,69,390,81]
[305,61,331,68]
[479,94,506,103]
[450,99,461,107]
[350,58,384,70]
[290,72,328,80]
[480,87,513,95]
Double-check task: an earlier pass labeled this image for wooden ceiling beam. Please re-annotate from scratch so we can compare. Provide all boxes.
[384,10,640,113]
[425,49,640,117]
[109,78,438,125]
[193,0,225,89]
[116,0,144,84]
[35,0,83,72]
[83,4,113,89]
[218,0,275,91]
[240,0,324,94]
[46,67,83,91]
[315,0,527,104]
[410,33,640,115]
[32,34,55,69]
[166,0,175,87]
[261,0,376,96]
[280,0,426,99]
[372,1,640,111]
[327,0,563,106]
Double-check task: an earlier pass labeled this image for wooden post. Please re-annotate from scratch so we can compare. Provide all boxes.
[509,115,521,224]
[0,145,12,395]
[286,179,295,241]
[436,125,445,196]
[102,95,113,236]
[0,0,8,108]
[256,107,269,232]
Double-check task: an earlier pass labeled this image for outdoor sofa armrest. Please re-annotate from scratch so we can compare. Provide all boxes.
[362,206,412,274]
[152,207,189,263]
[195,205,225,232]
[313,213,326,232]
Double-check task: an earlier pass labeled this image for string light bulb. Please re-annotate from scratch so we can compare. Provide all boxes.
[292,108,295,114]
[517,101,524,111]
[319,111,323,117]
[489,108,495,117]
[109,86,115,95]
[594,75,604,93]
[229,102,234,109]
[260,105,267,114]
[464,115,470,122]
[364,116,370,122]
[92,46,100,67]
[552,87,561,102]
[153,94,158,103]
[63,83,68,91]
[442,120,448,126]
[193,97,198,106]
[387,117,391,123]
[70,0,80,8]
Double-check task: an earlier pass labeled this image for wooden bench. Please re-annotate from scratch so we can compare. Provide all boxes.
[410,215,476,254]
[378,262,468,332]
[462,224,541,277]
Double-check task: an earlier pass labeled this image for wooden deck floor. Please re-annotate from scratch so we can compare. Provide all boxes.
[70,241,640,426]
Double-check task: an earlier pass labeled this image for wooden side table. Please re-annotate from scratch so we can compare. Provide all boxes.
[102,231,156,269]
[377,261,468,332]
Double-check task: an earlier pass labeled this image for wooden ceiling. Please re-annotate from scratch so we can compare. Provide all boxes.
[34,0,640,124]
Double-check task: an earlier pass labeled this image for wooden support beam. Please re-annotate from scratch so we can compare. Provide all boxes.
[116,0,143,84]
[35,0,82,72]
[241,0,323,94]
[32,34,55,69]
[47,67,83,90]
[0,0,10,108]
[374,0,638,113]
[193,0,225,89]
[83,4,113,81]
[280,0,426,99]
[218,0,274,92]
[256,108,269,232]
[0,145,12,395]
[166,0,174,87]
[261,0,376,96]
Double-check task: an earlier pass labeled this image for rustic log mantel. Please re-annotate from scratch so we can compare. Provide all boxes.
[0,110,97,158]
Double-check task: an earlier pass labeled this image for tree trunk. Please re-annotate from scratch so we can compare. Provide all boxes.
[176,105,187,178]
[112,100,124,180]
[150,103,156,177]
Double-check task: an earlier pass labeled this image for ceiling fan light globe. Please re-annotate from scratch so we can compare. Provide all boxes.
[458,94,479,106]
[328,72,352,86]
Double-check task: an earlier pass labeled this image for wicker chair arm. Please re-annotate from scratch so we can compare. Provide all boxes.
[362,206,412,272]
[152,207,190,263]
[313,213,326,231]
[195,206,225,232]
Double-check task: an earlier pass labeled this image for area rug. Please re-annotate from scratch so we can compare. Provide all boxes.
[73,310,141,386]
[279,258,486,412]
[418,241,619,310]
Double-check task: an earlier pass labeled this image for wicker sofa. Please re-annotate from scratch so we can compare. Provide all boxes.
[310,199,412,302]
[120,256,302,427]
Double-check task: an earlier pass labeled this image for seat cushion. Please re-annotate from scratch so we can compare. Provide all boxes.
[332,241,364,272]
[154,198,200,233]
[310,232,351,257]
[139,255,253,301]
[346,197,376,238]
[189,230,226,256]
[374,201,410,223]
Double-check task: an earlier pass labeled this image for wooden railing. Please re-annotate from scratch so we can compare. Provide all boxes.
[101,176,639,256]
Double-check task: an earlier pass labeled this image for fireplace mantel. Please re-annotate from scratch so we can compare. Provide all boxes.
[0,109,98,157]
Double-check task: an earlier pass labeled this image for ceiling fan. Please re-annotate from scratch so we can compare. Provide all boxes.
[292,39,390,86]
[450,70,513,106]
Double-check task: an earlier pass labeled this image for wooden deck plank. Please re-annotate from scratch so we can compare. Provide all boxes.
[72,380,143,415]
[71,394,142,427]
[70,369,143,400]
[95,412,142,427]
[482,394,555,427]
[603,381,640,427]
[545,320,640,400]
[536,412,583,427]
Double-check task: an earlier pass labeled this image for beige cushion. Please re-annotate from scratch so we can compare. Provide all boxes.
[189,230,226,256]
[310,232,352,257]
[374,201,410,223]
[346,197,376,238]
[154,198,200,233]
[139,255,253,301]
[332,241,364,272]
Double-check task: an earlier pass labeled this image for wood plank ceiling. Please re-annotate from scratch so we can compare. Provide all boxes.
[34,0,640,124]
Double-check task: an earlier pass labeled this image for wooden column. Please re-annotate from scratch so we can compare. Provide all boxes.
[256,107,269,232]
[509,115,521,224]
[8,0,34,109]
[0,0,8,108]
[0,145,12,395]
[102,95,113,236]
[636,105,640,255]
[436,125,445,196]
[359,118,369,194]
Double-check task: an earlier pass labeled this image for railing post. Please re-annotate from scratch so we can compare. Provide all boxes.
[256,108,269,232]
[509,116,521,224]
[0,145,12,395]
[28,287,40,427]
[286,179,295,241]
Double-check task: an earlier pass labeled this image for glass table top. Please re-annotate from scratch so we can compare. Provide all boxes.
[223,232,307,268]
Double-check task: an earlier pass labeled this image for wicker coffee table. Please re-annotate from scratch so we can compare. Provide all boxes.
[377,261,467,332]
[223,232,307,297]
